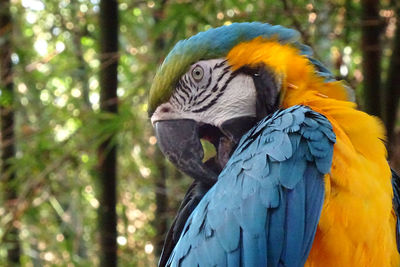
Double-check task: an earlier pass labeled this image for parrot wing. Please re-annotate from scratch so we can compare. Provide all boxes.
[165,105,336,267]
[160,180,213,267]
[392,169,400,252]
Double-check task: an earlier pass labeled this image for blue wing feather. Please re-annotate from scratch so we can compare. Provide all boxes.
[267,194,285,266]
[283,178,306,265]
[166,105,335,266]
[391,169,400,252]
[302,166,325,262]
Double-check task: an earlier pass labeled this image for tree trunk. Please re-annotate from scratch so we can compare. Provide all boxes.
[383,5,400,153]
[361,0,383,117]
[0,0,20,264]
[98,0,118,266]
[154,148,168,257]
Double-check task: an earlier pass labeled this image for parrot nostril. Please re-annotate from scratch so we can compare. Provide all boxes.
[161,107,171,113]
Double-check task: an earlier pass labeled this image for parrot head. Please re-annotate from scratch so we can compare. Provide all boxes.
[149,22,353,185]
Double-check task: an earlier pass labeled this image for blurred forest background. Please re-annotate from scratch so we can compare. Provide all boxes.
[0,0,399,266]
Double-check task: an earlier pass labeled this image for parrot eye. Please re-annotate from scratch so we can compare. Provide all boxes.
[191,65,204,82]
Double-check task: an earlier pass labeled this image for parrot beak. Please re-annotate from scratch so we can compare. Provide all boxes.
[154,119,218,186]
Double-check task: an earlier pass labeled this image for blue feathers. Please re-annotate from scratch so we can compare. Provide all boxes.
[165,106,335,266]
[391,169,400,252]
[165,22,300,65]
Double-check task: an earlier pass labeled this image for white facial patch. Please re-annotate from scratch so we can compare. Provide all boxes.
[151,58,257,127]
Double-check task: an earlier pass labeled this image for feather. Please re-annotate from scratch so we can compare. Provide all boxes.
[392,169,400,252]
[301,165,325,261]
[280,151,307,189]
[165,106,335,266]
[281,180,306,266]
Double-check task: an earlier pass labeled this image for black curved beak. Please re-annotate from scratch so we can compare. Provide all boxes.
[154,119,218,186]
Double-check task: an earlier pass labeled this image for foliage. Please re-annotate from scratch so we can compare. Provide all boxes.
[0,0,398,265]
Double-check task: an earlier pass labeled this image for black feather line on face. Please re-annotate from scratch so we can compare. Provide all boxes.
[176,81,190,99]
[213,59,227,70]
[192,72,239,113]
[236,64,280,121]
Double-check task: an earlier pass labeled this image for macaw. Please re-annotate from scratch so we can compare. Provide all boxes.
[148,22,400,266]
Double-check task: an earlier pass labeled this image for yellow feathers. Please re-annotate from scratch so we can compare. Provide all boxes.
[227,38,400,266]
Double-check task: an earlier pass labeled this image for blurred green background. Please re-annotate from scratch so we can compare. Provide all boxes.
[0,0,399,266]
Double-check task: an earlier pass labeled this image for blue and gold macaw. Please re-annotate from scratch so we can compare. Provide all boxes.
[148,22,400,266]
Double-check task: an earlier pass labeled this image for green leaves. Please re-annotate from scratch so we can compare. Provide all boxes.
[0,89,13,107]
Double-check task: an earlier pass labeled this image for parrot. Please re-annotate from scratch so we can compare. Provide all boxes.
[148,22,400,266]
